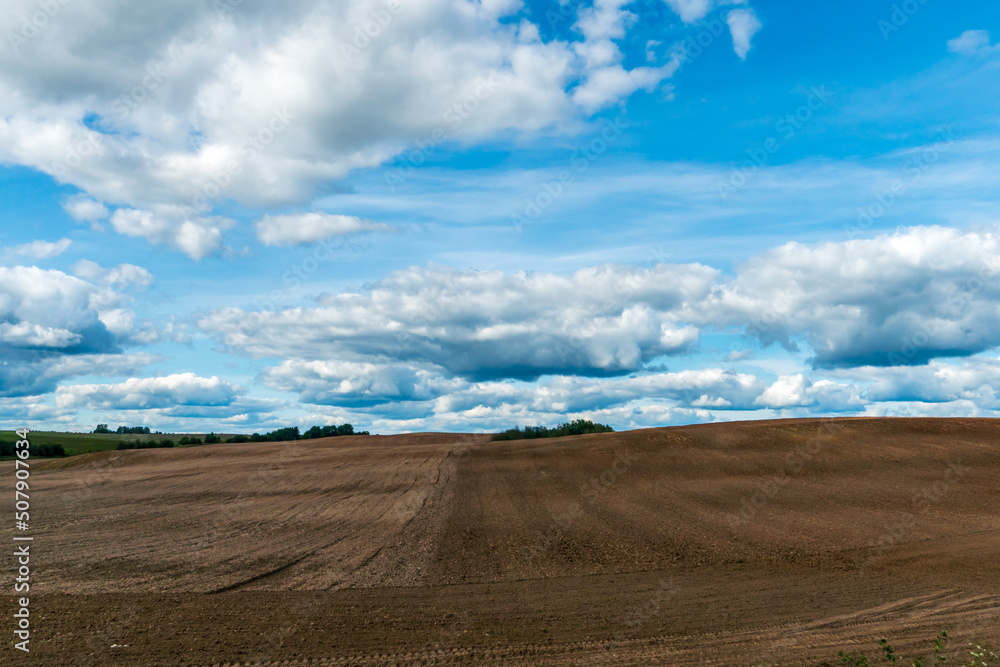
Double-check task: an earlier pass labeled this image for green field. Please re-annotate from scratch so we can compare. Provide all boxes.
[0,431,226,457]
[0,431,132,456]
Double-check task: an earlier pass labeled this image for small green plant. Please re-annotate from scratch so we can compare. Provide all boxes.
[935,631,949,662]
[967,642,999,667]
[879,638,898,662]
[839,651,870,666]
[837,631,953,666]
[914,630,949,666]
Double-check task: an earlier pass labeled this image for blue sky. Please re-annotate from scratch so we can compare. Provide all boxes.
[2,0,1000,434]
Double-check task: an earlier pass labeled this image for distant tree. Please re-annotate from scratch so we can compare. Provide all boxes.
[115,426,151,435]
[117,439,173,450]
[227,434,250,443]
[491,420,614,441]
[269,427,300,442]
[204,433,221,444]
[300,423,369,439]
[93,424,111,434]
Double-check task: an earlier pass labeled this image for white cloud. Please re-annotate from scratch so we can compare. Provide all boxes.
[261,360,767,412]
[57,373,239,410]
[260,359,464,406]
[726,8,761,60]
[109,207,231,259]
[436,369,765,414]
[62,195,109,224]
[571,0,684,112]
[572,60,680,112]
[0,0,698,254]
[752,374,863,411]
[663,0,715,23]
[200,263,715,379]
[72,260,153,289]
[947,30,998,56]
[755,374,808,408]
[662,0,752,26]
[848,357,1000,407]
[0,322,80,348]
[702,226,1000,368]
[0,265,150,396]
[7,238,72,259]
[203,226,1000,381]
[256,212,392,246]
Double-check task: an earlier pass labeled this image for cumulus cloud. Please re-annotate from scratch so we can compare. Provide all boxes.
[947,30,998,56]
[850,357,1000,406]
[109,207,232,260]
[260,360,464,406]
[0,0,706,254]
[203,226,1000,384]
[56,373,239,410]
[726,8,761,60]
[570,0,682,112]
[62,195,109,224]
[7,238,72,259]
[200,263,715,379]
[0,265,151,396]
[434,369,766,414]
[256,212,392,246]
[663,0,716,23]
[260,360,767,412]
[72,260,153,289]
[703,226,1000,368]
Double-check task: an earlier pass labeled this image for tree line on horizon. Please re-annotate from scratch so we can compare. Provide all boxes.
[92,420,613,447]
[97,423,371,446]
[93,424,158,435]
[228,424,370,442]
[491,419,614,441]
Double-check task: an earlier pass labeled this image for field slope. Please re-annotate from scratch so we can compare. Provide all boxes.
[2,418,998,665]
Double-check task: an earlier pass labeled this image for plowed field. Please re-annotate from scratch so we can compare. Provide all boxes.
[2,418,998,665]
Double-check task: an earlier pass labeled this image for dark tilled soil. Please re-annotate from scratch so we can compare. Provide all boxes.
[2,418,999,665]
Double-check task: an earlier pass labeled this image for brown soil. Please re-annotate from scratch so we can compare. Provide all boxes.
[2,418,998,665]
